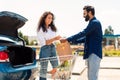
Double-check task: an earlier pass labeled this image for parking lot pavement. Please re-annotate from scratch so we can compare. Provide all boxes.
[33,56,120,80]
[99,57,120,80]
[73,56,120,80]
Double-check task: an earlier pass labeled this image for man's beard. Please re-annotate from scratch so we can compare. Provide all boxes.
[85,15,90,22]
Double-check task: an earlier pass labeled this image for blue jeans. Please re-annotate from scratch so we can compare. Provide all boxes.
[39,44,58,80]
[86,54,101,80]
[0,70,31,80]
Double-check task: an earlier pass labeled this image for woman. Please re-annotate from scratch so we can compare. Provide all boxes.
[37,11,61,80]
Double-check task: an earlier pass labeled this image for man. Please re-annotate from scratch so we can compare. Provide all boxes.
[61,5,103,80]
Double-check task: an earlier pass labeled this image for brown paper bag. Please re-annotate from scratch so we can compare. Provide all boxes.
[56,41,72,56]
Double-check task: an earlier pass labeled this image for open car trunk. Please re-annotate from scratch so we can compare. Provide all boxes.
[0,11,27,37]
[0,11,28,46]
[0,11,36,68]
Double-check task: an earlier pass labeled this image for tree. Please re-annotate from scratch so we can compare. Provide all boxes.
[18,31,29,45]
[29,40,38,45]
[18,31,24,38]
[104,25,114,35]
[23,36,29,45]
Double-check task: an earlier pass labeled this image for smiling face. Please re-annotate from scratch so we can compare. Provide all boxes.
[45,14,53,27]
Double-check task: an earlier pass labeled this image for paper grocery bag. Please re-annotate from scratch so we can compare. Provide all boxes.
[56,41,72,56]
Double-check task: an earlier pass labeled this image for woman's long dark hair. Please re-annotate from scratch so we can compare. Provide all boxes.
[37,11,57,32]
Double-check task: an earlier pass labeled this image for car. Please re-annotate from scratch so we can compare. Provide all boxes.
[0,11,37,80]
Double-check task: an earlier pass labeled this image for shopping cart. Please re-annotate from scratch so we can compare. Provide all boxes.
[38,54,76,80]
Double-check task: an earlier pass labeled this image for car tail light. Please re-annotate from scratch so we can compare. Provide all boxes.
[0,51,8,61]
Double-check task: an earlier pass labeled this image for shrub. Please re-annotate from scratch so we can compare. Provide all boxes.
[103,50,120,57]
[72,49,120,57]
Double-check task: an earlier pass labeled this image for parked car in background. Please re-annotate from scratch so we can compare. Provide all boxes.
[0,11,37,80]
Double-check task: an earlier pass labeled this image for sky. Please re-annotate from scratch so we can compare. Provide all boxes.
[0,0,120,37]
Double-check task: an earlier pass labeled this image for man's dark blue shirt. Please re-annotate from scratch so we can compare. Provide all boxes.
[67,17,103,59]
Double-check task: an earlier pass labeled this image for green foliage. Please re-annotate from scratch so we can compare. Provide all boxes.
[104,25,114,35]
[76,52,84,56]
[72,49,120,57]
[23,36,29,45]
[72,50,84,56]
[18,31,24,38]
[18,31,29,45]
[29,40,38,45]
[103,50,120,57]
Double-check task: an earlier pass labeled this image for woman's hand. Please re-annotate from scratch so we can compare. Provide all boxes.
[54,35,62,40]
[46,35,62,45]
